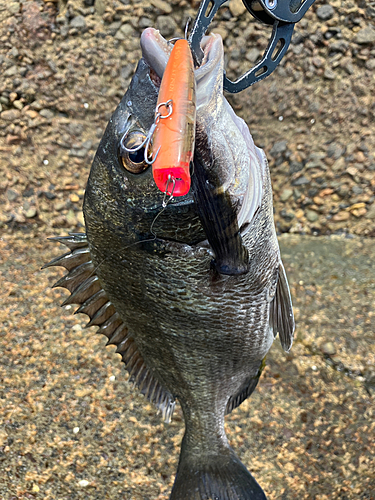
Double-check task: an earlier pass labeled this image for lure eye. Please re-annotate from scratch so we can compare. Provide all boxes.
[120,131,150,174]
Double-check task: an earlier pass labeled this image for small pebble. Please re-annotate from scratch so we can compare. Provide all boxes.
[365,205,375,219]
[321,342,336,355]
[156,15,177,37]
[1,109,21,121]
[54,201,66,211]
[76,211,85,225]
[355,27,375,45]
[7,189,19,202]
[280,189,293,202]
[66,209,77,225]
[70,193,80,203]
[3,65,18,77]
[7,2,20,14]
[292,176,310,186]
[316,5,334,20]
[13,100,23,110]
[246,48,260,63]
[332,211,350,222]
[25,208,37,218]
[306,209,319,223]
[229,0,246,17]
[149,0,172,14]
[40,108,54,119]
[324,68,335,80]
[70,16,86,29]
[270,141,287,156]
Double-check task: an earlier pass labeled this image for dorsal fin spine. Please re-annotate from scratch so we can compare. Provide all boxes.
[46,232,176,422]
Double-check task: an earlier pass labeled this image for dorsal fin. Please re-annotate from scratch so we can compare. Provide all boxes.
[43,232,176,423]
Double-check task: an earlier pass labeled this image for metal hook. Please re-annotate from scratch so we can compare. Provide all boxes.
[168,37,181,45]
[168,19,191,45]
[120,100,173,165]
[184,17,191,40]
[162,175,176,207]
[120,129,149,154]
[144,99,173,165]
[143,122,159,165]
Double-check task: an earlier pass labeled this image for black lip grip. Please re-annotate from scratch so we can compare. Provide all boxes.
[188,0,317,93]
[188,0,228,66]
[244,0,315,25]
[223,20,294,93]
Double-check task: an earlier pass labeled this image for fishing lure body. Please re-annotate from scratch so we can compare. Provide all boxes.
[152,39,196,197]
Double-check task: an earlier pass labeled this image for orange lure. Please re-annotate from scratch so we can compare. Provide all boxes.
[152,39,196,197]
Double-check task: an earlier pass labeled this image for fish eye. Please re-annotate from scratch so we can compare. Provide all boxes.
[120,131,150,174]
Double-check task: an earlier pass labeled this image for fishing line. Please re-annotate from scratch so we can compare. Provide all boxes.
[136,175,176,242]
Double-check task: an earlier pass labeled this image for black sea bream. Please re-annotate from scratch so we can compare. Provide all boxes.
[45,28,294,500]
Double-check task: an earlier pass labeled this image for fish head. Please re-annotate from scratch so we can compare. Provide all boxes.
[141,29,266,274]
[85,28,265,264]
[84,57,204,245]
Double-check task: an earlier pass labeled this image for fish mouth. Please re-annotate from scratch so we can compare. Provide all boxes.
[140,28,264,233]
[138,29,220,213]
[140,28,222,109]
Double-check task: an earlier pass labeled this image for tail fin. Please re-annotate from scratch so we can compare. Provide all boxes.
[170,444,267,500]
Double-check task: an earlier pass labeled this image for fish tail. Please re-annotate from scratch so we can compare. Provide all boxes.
[170,440,267,500]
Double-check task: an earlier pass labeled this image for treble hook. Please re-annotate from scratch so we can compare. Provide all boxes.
[120,99,173,165]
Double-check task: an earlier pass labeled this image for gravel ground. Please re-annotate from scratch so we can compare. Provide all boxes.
[0,0,374,237]
[1,1,375,499]
[0,233,374,499]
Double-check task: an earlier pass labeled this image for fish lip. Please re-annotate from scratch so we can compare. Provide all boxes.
[140,28,172,79]
[140,28,220,82]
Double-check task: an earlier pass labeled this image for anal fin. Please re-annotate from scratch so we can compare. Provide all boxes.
[225,358,266,415]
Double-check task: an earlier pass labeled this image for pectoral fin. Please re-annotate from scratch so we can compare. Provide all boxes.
[191,155,249,276]
[269,261,295,352]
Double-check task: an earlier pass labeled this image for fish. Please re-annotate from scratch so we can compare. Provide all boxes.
[44,28,294,500]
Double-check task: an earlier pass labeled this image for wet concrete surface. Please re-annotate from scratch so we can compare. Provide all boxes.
[0,232,374,499]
